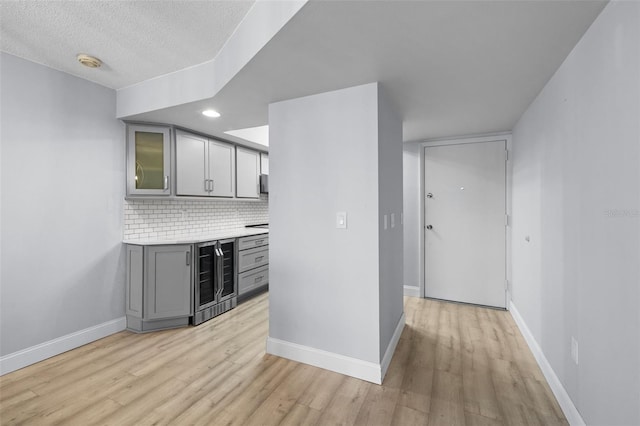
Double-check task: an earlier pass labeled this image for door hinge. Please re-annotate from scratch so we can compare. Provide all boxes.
[505,279,509,290]
[505,150,509,161]
[505,214,509,227]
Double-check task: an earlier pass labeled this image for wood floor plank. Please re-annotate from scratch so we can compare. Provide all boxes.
[244,363,318,426]
[397,366,433,414]
[428,370,466,426]
[297,369,345,411]
[354,385,400,426]
[434,304,462,375]
[96,377,189,426]
[464,411,504,426]
[199,357,298,425]
[392,404,429,426]
[52,397,123,426]
[522,377,568,425]
[315,376,371,426]
[279,403,322,426]
[381,329,412,390]
[0,292,568,426]
[459,308,501,422]
[490,358,546,426]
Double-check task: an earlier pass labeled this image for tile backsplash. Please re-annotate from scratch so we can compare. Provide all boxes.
[124,196,268,240]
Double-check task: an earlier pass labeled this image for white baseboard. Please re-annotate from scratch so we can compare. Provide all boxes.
[266,336,383,384]
[266,312,405,385]
[380,312,405,381]
[0,317,126,376]
[403,285,420,297]
[509,302,585,426]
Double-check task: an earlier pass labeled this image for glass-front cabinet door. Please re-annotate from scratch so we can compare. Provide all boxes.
[127,124,171,196]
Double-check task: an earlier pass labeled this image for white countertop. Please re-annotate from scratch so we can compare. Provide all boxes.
[123,227,268,246]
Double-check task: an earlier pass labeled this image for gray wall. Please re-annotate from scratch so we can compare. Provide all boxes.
[0,53,126,357]
[269,82,403,364]
[377,86,404,359]
[402,143,422,292]
[269,83,381,363]
[511,2,639,424]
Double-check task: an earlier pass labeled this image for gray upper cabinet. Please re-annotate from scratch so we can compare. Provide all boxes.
[236,146,260,198]
[208,140,235,197]
[260,153,269,175]
[176,130,235,197]
[127,124,172,196]
[176,132,207,196]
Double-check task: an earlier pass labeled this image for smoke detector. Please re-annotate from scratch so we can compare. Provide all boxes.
[76,54,102,68]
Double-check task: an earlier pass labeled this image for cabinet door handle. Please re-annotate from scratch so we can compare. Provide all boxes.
[186,251,191,265]
[254,276,263,282]
[255,239,264,245]
[164,176,169,190]
[255,256,264,262]
[217,246,224,298]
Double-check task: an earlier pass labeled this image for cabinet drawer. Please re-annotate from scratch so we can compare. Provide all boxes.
[238,246,269,273]
[238,265,269,295]
[238,234,269,250]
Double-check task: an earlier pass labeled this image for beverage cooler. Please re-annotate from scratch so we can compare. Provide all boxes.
[193,238,236,325]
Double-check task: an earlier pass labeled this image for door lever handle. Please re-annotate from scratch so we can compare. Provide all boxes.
[426,225,433,230]
[427,193,433,198]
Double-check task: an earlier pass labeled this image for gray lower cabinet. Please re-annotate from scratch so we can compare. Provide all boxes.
[238,265,269,295]
[237,234,269,299]
[238,245,269,272]
[126,244,193,332]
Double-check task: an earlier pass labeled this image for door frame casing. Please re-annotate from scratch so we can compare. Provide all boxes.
[416,133,513,309]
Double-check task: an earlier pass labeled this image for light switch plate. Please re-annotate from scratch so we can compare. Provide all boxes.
[383,214,388,230]
[391,213,395,228]
[336,212,347,229]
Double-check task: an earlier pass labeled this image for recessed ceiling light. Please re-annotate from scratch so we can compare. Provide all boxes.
[76,54,102,68]
[202,109,221,118]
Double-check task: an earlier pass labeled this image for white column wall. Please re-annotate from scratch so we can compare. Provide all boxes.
[377,86,404,360]
[268,83,404,383]
[268,83,381,364]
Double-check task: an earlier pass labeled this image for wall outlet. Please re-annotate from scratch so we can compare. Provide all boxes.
[571,337,579,365]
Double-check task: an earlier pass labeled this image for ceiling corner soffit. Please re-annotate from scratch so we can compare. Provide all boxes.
[116,0,309,119]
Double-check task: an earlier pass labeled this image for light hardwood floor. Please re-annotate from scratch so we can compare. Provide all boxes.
[0,293,567,425]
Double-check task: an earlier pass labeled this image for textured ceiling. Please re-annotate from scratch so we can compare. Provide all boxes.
[0,0,608,143]
[0,0,255,89]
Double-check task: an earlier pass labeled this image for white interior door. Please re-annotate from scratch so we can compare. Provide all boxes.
[424,141,507,308]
